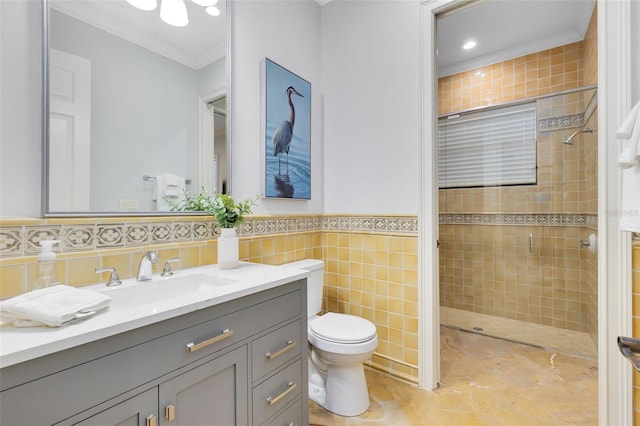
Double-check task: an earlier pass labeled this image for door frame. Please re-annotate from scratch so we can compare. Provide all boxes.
[418,1,634,424]
[198,87,226,195]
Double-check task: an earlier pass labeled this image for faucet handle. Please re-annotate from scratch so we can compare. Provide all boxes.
[146,251,159,263]
[161,257,181,277]
[95,267,122,287]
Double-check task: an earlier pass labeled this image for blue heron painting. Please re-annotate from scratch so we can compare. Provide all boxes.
[264,58,311,199]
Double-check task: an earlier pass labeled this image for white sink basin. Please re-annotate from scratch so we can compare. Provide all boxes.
[96,273,236,310]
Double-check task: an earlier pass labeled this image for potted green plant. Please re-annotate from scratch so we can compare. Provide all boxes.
[210,193,255,229]
[168,189,258,269]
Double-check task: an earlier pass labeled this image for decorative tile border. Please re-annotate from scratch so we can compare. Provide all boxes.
[538,113,585,132]
[537,91,597,132]
[439,213,598,229]
[1,213,607,258]
[0,215,420,258]
[322,216,418,234]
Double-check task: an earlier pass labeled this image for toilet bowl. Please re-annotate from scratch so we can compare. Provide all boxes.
[281,259,378,417]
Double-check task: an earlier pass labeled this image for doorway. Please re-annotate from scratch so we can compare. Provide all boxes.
[419,1,634,424]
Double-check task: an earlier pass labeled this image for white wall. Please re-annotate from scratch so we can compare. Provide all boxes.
[632,0,640,104]
[230,0,323,214]
[0,0,42,218]
[51,10,202,211]
[321,0,421,215]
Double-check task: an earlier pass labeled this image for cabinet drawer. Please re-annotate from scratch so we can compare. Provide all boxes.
[177,290,300,363]
[252,320,302,382]
[252,360,302,424]
[264,398,303,426]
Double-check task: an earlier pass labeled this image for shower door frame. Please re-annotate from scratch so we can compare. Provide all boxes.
[418,1,634,425]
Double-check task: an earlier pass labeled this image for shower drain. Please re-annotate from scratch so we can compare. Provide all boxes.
[472,326,484,332]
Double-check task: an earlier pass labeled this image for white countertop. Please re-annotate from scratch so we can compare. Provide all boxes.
[0,262,308,368]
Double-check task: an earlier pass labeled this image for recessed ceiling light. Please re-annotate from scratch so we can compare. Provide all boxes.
[463,40,477,50]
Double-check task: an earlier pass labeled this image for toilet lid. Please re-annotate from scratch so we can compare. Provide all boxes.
[309,312,377,344]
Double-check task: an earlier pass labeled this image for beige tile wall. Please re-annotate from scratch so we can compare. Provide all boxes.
[440,224,597,333]
[438,42,583,116]
[322,231,419,382]
[583,6,598,87]
[0,214,420,383]
[438,10,599,339]
[0,217,322,297]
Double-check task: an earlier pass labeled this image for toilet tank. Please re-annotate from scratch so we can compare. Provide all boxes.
[280,259,324,318]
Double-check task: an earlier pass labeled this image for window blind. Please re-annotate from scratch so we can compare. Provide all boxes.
[438,102,537,188]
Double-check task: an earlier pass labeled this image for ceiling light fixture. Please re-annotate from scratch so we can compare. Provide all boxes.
[192,0,218,6]
[126,0,220,26]
[205,6,221,16]
[160,0,189,27]
[126,0,158,11]
[463,40,477,50]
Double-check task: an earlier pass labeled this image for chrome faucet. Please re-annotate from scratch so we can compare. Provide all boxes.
[137,251,159,281]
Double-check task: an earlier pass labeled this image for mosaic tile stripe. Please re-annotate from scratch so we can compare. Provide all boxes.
[538,113,585,132]
[322,216,418,234]
[439,213,597,228]
[1,213,605,258]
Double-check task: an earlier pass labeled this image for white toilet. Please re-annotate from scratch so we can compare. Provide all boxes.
[282,259,378,417]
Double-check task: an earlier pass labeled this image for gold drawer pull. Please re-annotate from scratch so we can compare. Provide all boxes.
[165,404,175,422]
[266,340,296,360]
[266,382,297,406]
[146,414,157,426]
[186,329,234,353]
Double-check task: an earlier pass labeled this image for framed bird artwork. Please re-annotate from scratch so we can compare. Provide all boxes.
[263,58,311,199]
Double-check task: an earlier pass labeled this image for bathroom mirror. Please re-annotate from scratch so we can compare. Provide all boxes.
[43,0,229,216]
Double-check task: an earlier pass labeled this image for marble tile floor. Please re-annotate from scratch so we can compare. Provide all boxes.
[309,327,598,425]
[441,307,598,360]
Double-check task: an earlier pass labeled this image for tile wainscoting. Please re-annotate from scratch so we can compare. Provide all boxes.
[0,214,419,382]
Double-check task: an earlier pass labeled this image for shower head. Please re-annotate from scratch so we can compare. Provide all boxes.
[563,128,593,145]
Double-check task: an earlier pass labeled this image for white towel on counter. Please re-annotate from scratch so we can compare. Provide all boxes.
[154,173,186,211]
[0,285,111,327]
[616,101,640,232]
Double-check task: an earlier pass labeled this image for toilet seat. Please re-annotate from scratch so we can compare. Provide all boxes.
[309,313,376,343]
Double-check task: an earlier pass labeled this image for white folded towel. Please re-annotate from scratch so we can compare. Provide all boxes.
[0,285,111,327]
[617,101,640,168]
[620,167,640,233]
[155,173,186,211]
[617,101,640,233]
[616,101,640,139]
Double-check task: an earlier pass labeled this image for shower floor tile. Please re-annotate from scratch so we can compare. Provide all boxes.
[440,307,597,359]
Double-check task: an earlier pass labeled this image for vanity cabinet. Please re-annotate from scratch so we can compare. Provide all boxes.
[73,388,158,426]
[0,279,307,426]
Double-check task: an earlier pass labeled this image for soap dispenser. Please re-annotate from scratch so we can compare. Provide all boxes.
[33,240,61,290]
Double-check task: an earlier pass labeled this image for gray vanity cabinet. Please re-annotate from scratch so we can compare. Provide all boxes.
[73,347,248,426]
[0,279,308,426]
[72,388,158,426]
[157,347,248,426]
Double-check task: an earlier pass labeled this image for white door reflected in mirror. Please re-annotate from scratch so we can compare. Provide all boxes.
[49,48,91,211]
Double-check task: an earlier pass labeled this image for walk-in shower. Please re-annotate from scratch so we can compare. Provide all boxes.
[437,86,599,358]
